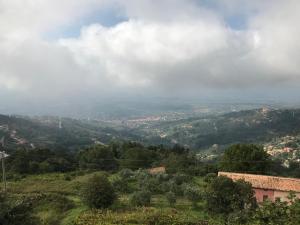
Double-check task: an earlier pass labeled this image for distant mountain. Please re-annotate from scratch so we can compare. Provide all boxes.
[1,108,300,152]
[0,115,141,152]
[138,108,300,149]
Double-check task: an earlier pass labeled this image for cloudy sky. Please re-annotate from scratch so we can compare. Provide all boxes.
[1,0,300,114]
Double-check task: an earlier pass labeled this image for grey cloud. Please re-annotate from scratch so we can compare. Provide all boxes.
[0,0,300,114]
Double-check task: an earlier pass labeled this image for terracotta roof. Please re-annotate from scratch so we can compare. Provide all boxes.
[148,166,166,174]
[218,172,300,193]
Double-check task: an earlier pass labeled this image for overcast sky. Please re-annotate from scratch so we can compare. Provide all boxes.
[1,0,300,114]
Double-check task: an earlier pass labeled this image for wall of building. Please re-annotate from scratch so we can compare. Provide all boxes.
[274,190,300,203]
[254,188,274,202]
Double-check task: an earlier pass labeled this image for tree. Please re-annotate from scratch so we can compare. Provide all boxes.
[250,193,300,225]
[120,147,154,170]
[164,153,197,174]
[0,193,38,225]
[183,185,201,208]
[220,144,270,174]
[82,174,116,209]
[111,176,131,194]
[130,190,152,206]
[166,192,176,207]
[78,145,118,171]
[205,176,256,214]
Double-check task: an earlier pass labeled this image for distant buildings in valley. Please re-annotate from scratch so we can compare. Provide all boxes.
[264,135,300,167]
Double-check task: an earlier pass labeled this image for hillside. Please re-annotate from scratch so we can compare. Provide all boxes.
[0,115,141,152]
[1,108,300,152]
[136,108,300,149]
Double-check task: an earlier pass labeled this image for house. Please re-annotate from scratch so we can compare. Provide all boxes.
[218,172,300,203]
[148,166,166,175]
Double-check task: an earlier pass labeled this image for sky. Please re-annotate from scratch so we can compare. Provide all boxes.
[0,0,300,115]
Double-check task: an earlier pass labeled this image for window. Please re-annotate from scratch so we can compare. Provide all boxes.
[263,195,268,201]
[275,197,281,202]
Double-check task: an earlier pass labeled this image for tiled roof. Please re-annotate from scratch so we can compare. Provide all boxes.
[148,166,166,174]
[218,172,300,193]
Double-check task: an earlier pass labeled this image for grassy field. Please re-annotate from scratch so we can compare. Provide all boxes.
[6,172,217,225]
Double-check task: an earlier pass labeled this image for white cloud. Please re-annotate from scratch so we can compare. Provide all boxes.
[0,0,300,111]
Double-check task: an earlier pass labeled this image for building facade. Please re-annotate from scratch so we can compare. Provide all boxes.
[218,172,300,203]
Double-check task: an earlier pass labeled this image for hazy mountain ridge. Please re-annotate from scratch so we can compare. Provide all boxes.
[1,108,300,151]
[0,115,141,152]
[136,108,300,149]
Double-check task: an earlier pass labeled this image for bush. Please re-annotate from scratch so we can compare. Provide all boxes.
[111,176,131,193]
[205,176,256,214]
[204,173,217,183]
[0,193,38,225]
[118,168,134,179]
[168,180,183,196]
[183,185,201,207]
[130,190,152,206]
[78,145,118,171]
[82,174,117,209]
[138,177,161,194]
[172,173,190,185]
[166,192,176,207]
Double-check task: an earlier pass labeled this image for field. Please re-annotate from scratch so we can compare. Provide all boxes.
[6,171,218,225]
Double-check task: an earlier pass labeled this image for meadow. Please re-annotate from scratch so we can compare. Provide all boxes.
[6,171,218,225]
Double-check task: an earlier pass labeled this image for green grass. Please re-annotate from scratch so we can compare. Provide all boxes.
[8,171,107,195]
[61,196,88,225]
[6,172,216,225]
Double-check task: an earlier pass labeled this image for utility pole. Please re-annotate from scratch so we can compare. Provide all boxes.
[0,137,9,193]
[1,153,6,192]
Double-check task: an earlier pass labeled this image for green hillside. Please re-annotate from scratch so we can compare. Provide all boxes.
[138,108,300,149]
[0,115,140,152]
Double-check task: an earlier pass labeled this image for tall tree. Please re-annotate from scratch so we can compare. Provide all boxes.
[220,144,271,174]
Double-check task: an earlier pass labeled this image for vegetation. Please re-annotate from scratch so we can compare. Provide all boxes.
[220,144,271,174]
[2,141,300,225]
[205,176,256,214]
[81,174,116,209]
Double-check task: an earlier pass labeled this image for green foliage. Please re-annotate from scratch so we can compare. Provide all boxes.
[183,185,201,207]
[78,145,118,171]
[203,173,217,183]
[120,147,155,170]
[74,208,208,225]
[0,193,38,225]
[130,190,152,206]
[111,176,131,194]
[164,153,198,174]
[82,174,117,209]
[7,149,74,174]
[118,168,134,179]
[220,144,271,174]
[250,199,300,225]
[166,192,176,207]
[205,176,256,215]
[166,180,183,196]
[138,176,161,194]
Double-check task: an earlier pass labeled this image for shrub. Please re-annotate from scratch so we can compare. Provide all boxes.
[138,177,161,194]
[205,176,256,214]
[168,180,183,196]
[204,173,217,183]
[172,173,190,185]
[111,176,131,193]
[82,174,117,209]
[118,168,134,179]
[0,193,38,225]
[130,190,152,206]
[166,192,176,207]
[183,185,201,207]
[78,145,118,171]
